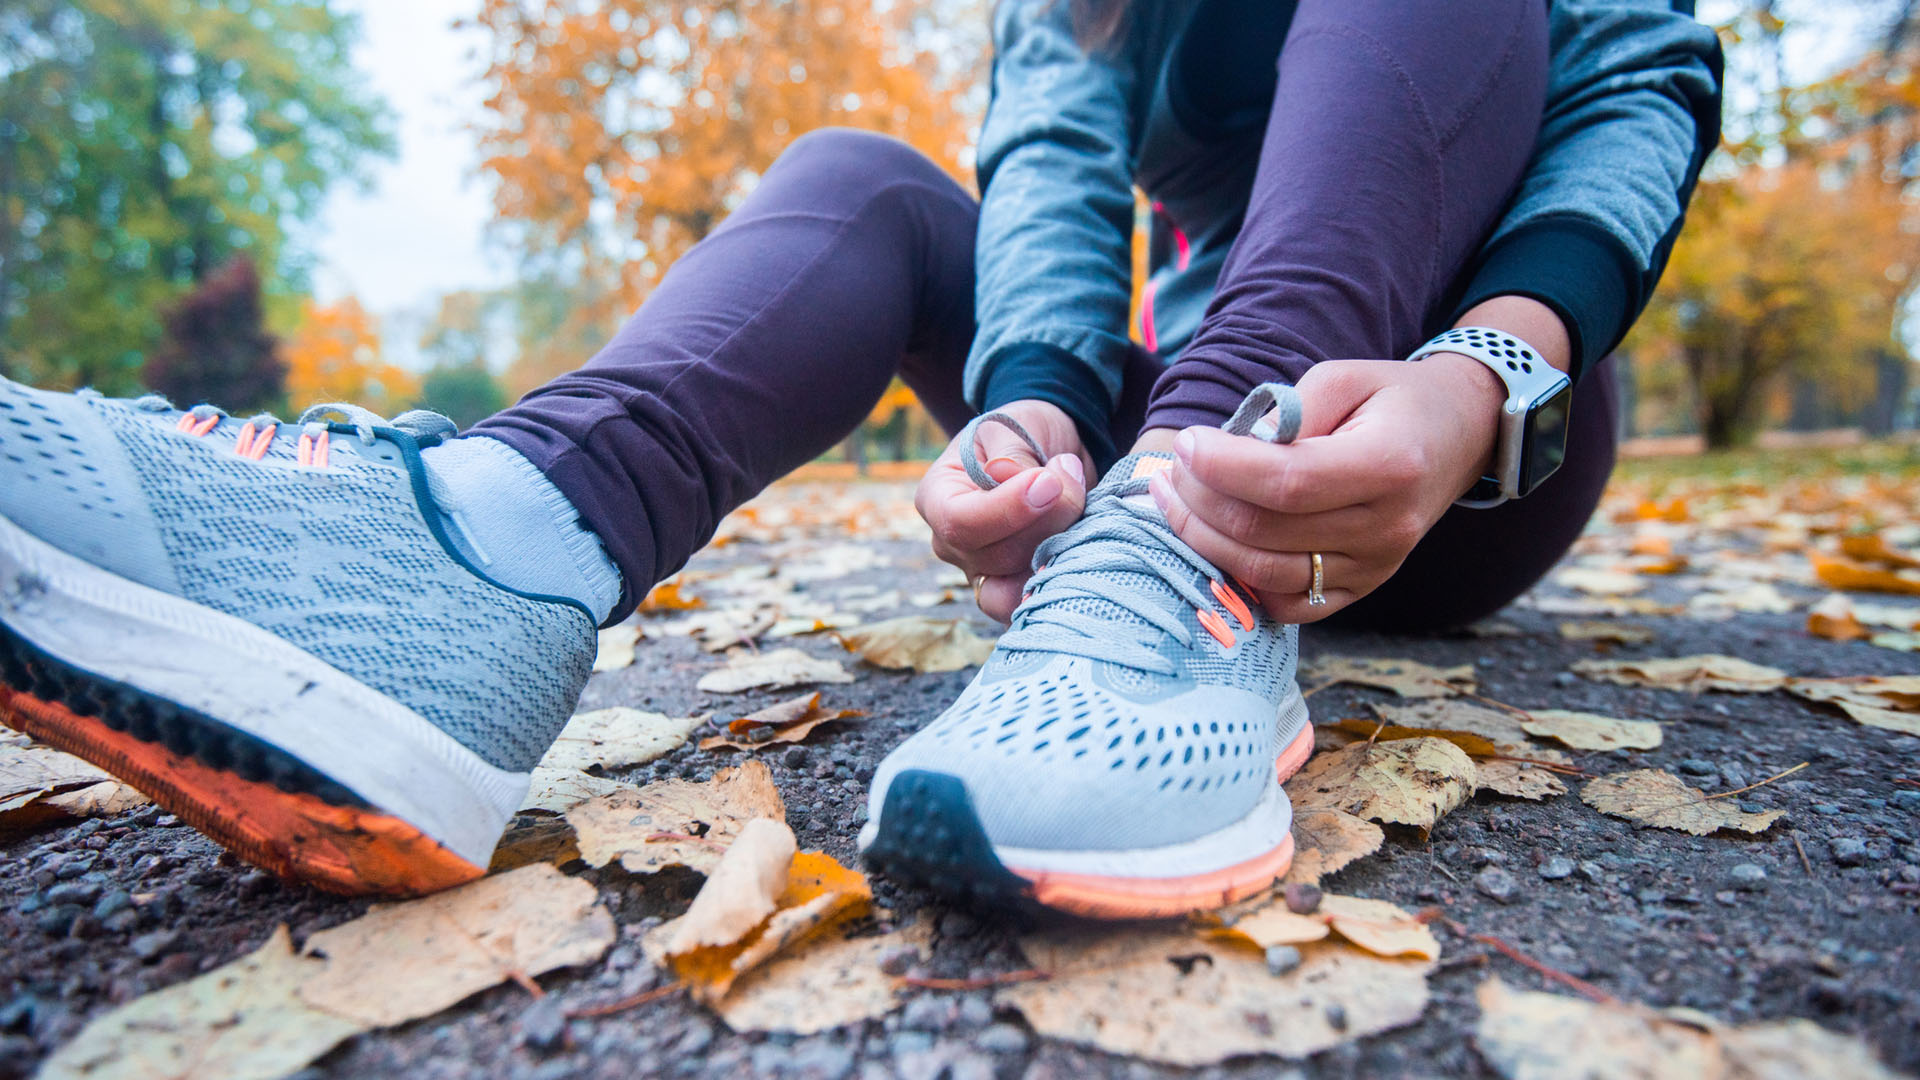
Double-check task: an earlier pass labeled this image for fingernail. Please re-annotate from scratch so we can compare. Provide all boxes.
[1056,454,1086,486]
[986,455,1021,473]
[1148,472,1172,510]
[1026,470,1062,508]
[1173,429,1197,465]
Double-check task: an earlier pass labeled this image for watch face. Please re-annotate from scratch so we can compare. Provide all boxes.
[1517,381,1573,496]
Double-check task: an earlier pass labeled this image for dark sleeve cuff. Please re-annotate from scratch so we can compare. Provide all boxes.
[977,343,1121,473]
[1450,216,1642,385]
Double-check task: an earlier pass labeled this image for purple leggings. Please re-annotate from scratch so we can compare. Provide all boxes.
[470,0,1617,632]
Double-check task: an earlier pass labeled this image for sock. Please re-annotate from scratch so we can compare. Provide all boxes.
[418,435,623,624]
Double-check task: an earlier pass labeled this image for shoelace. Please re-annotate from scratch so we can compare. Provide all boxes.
[133,394,458,468]
[960,383,1303,676]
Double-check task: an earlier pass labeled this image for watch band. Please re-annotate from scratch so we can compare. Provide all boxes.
[1406,327,1569,508]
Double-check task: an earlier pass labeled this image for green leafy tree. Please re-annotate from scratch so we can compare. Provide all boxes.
[415,290,508,428]
[415,363,507,431]
[0,0,392,393]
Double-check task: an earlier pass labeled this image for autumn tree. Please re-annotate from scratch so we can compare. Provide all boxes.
[283,298,418,412]
[142,258,287,413]
[0,1,391,394]
[471,0,982,392]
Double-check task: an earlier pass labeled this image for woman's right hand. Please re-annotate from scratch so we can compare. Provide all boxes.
[915,399,1092,622]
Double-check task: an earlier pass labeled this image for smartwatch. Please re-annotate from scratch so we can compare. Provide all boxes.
[1407,327,1573,508]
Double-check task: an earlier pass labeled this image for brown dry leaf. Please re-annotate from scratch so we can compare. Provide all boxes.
[37,926,362,1080]
[1839,533,1920,570]
[1288,738,1476,829]
[592,625,640,673]
[835,616,995,673]
[1807,607,1872,642]
[1784,676,1920,737]
[568,760,786,875]
[712,919,930,1035]
[1521,709,1664,751]
[1328,717,1502,758]
[1558,621,1657,645]
[1317,895,1440,961]
[1214,904,1330,949]
[1281,809,1384,886]
[700,692,864,753]
[518,766,628,814]
[298,863,614,1025]
[1000,925,1433,1066]
[653,818,796,958]
[1809,551,1920,596]
[1572,655,1787,693]
[1581,769,1784,836]
[1301,656,1476,698]
[538,707,707,773]
[1555,567,1647,595]
[639,579,706,612]
[1363,701,1569,801]
[487,819,581,873]
[696,647,856,694]
[1475,977,1904,1080]
[0,739,148,830]
[1472,759,1569,801]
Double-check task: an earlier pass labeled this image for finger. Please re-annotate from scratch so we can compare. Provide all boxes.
[975,574,1026,624]
[1261,587,1360,625]
[924,460,1086,570]
[973,417,1046,475]
[1163,466,1383,551]
[1173,423,1419,515]
[1292,359,1382,439]
[1150,475,1371,596]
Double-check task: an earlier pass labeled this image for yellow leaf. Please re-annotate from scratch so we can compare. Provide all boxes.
[1520,710,1664,751]
[1809,551,1920,596]
[696,647,856,694]
[568,760,786,875]
[1581,769,1784,836]
[1288,738,1476,830]
[1301,656,1476,698]
[835,616,996,673]
[1571,655,1787,693]
[537,707,707,773]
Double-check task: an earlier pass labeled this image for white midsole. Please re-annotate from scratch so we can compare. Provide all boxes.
[860,688,1311,881]
[0,514,525,867]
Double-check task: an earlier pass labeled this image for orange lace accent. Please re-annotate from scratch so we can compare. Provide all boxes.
[1211,580,1254,631]
[1197,608,1236,648]
[176,413,219,437]
[296,429,330,468]
[234,422,277,461]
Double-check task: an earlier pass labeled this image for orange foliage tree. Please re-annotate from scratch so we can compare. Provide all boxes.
[471,0,982,393]
[283,298,419,412]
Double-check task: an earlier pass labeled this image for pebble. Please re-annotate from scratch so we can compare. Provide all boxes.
[783,1041,856,1080]
[1265,945,1302,976]
[975,1023,1030,1055]
[947,1053,996,1080]
[44,881,101,907]
[937,910,979,938]
[1475,866,1519,903]
[1891,790,1920,811]
[35,905,80,937]
[91,890,133,921]
[1832,837,1870,867]
[1325,1004,1349,1031]
[129,930,180,961]
[1679,759,1717,777]
[899,995,951,1032]
[1814,804,1843,817]
[675,1022,714,1057]
[1283,883,1322,914]
[955,995,994,1030]
[878,945,921,977]
[1538,856,1575,880]
[888,1030,935,1058]
[518,996,568,1054]
[1727,863,1768,891]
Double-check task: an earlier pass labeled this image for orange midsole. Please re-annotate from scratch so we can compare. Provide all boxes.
[1008,724,1314,918]
[0,685,482,897]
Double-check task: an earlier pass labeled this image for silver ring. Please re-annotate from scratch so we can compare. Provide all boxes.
[1307,552,1328,607]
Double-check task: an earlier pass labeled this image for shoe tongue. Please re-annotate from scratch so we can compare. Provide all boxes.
[1094,451,1176,513]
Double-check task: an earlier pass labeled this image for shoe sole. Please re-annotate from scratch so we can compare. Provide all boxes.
[863,703,1314,919]
[0,512,523,896]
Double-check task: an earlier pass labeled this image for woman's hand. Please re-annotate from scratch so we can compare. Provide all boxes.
[916,399,1093,622]
[1147,354,1507,622]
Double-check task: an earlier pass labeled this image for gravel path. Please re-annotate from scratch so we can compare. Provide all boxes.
[3,477,1916,1080]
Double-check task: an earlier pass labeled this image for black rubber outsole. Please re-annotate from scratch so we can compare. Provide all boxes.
[0,619,369,809]
[860,769,1040,913]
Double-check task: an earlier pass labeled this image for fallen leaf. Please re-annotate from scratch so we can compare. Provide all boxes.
[569,760,787,874]
[653,818,796,958]
[1000,925,1433,1066]
[1558,621,1656,645]
[1839,533,1920,570]
[1315,895,1440,961]
[1869,632,1920,653]
[297,863,614,1025]
[1474,977,1904,1080]
[1280,809,1384,886]
[593,625,640,672]
[696,647,856,694]
[1525,595,1685,618]
[835,617,996,673]
[639,579,705,612]
[1809,551,1920,596]
[518,766,628,814]
[1471,759,1569,801]
[1806,594,1873,641]
[1784,676,1920,736]
[1581,769,1784,835]
[700,692,865,752]
[537,708,707,773]
[487,819,581,872]
[1520,710,1663,751]
[1214,903,1330,949]
[1362,701,1569,801]
[1288,738,1476,829]
[1328,717,1502,758]
[0,739,148,830]
[1572,655,1787,693]
[1555,567,1647,595]
[712,919,929,1034]
[1301,657,1476,698]
[38,928,359,1080]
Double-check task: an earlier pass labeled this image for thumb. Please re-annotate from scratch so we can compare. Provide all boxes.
[974,419,1045,483]
[1293,362,1384,440]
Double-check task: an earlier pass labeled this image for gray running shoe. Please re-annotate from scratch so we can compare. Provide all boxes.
[0,377,594,895]
[861,385,1313,917]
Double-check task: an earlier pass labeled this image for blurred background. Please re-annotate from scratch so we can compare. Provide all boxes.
[0,0,1914,468]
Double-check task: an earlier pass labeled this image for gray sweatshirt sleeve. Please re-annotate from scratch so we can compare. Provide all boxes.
[964,0,1143,464]
[1452,0,1723,380]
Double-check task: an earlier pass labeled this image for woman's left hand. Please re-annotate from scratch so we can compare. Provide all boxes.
[1148,353,1507,622]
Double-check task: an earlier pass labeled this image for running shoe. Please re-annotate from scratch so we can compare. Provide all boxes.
[861,384,1312,918]
[0,378,596,895]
